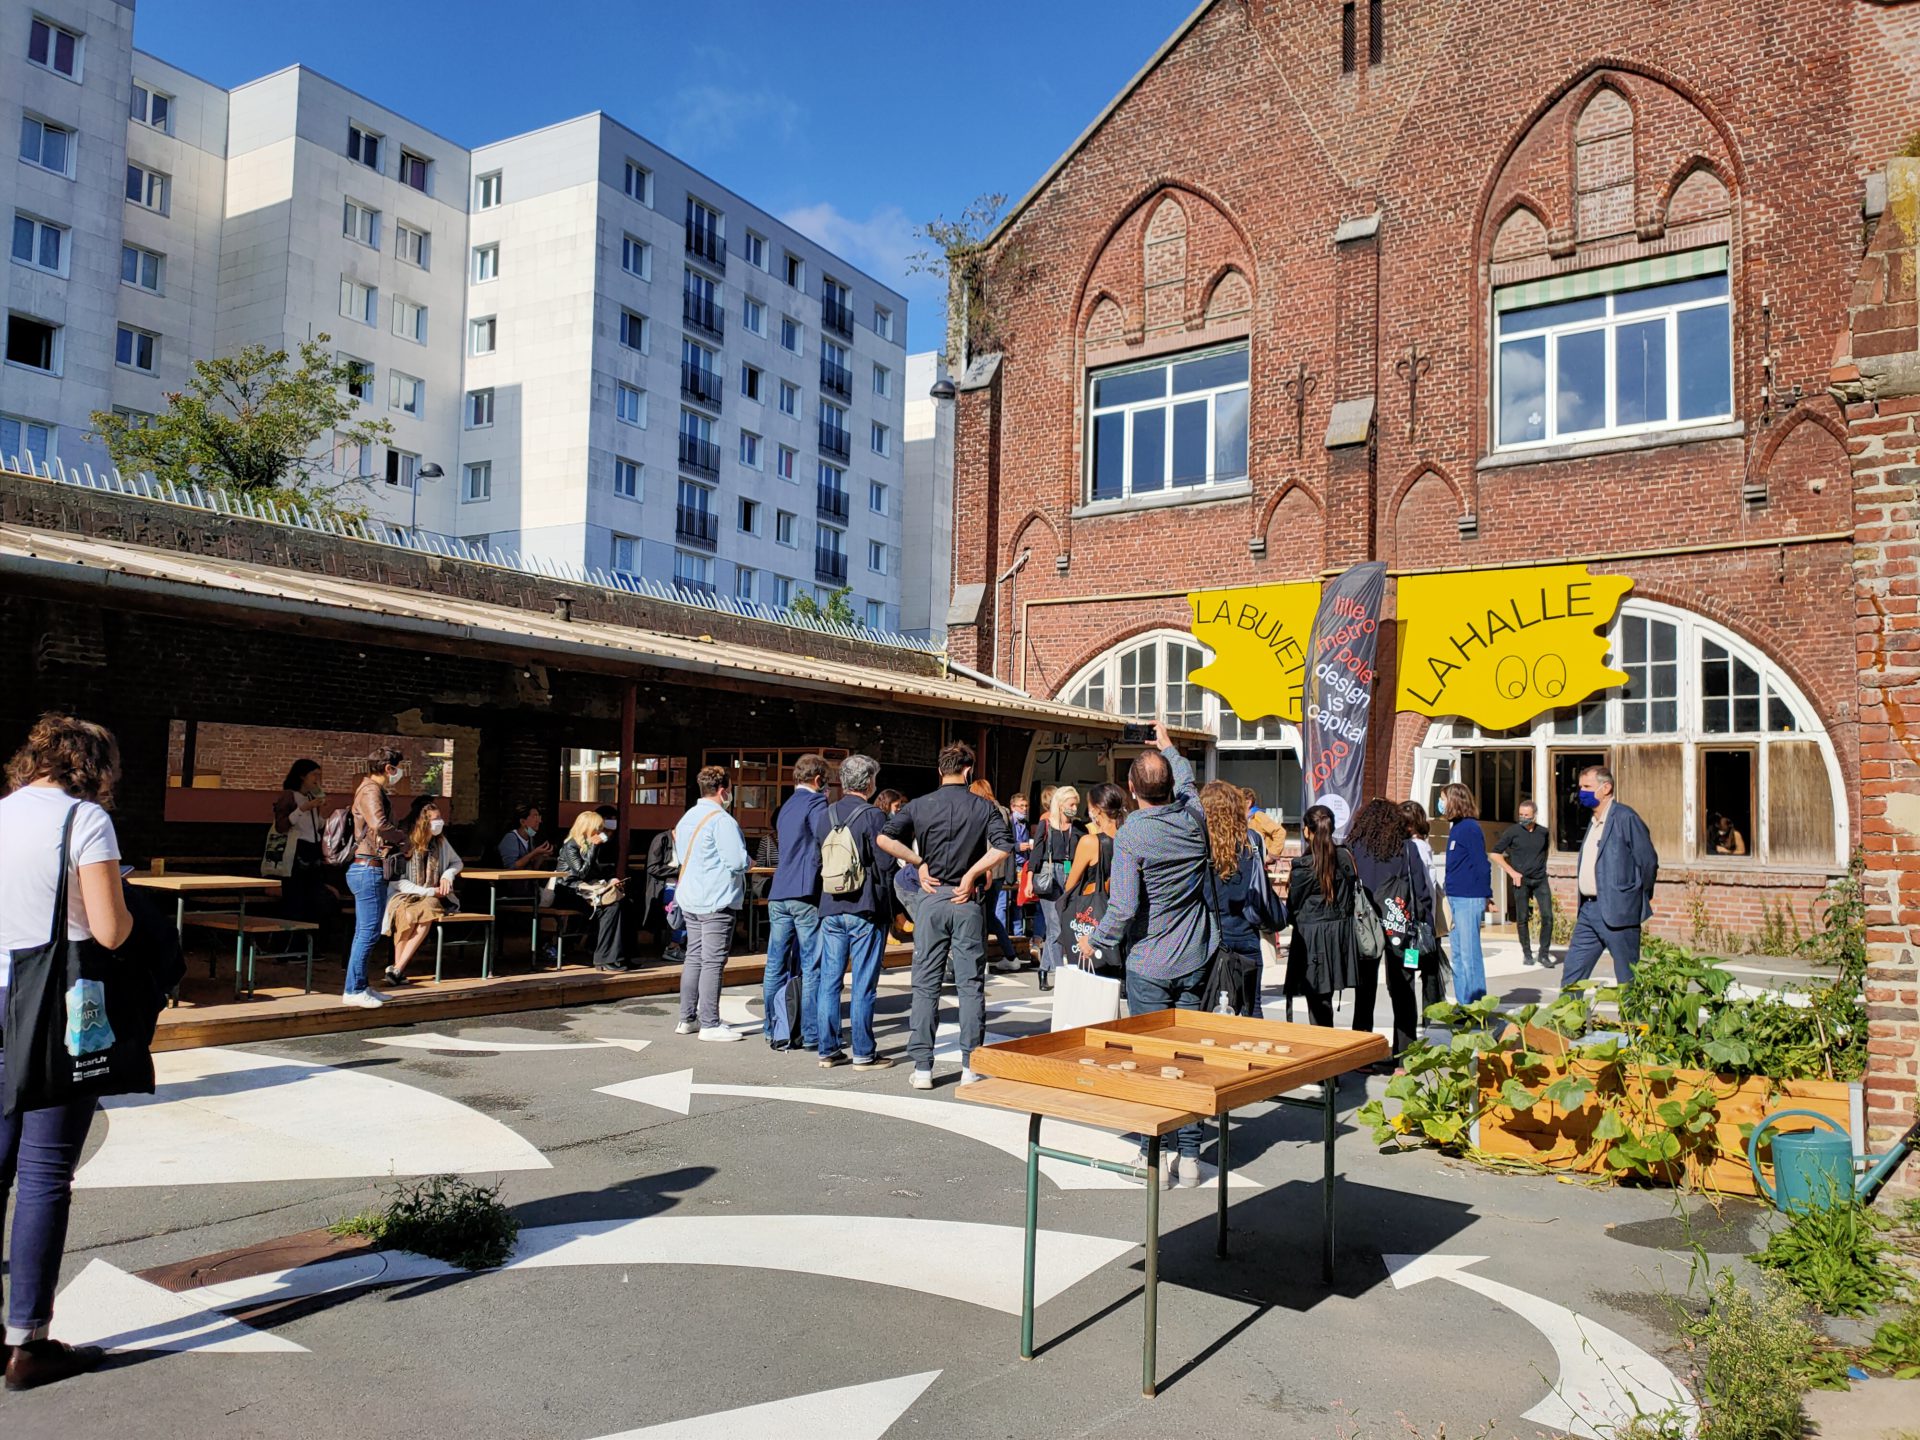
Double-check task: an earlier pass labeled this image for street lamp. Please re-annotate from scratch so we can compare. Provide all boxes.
[928,374,957,401]
[410,462,444,532]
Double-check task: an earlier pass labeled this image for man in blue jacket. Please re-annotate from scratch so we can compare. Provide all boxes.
[1560,764,1659,989]
[764,753,830,1050]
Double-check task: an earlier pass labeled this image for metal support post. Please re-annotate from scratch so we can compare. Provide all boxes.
[1022,1112,1040,1359]
[1144,1134,1162,1397]
[1322,1084,1338,1284]
[1215,1110,1229,1259]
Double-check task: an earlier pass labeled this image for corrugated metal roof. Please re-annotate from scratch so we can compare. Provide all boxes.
[0,524,1205,739]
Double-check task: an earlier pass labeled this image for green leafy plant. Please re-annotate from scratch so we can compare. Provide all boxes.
[788,585,857,624]
[1681,1272,1822,1440]
[1752,1196,1903,1316]
[329,1174,520,1271]
[1864,1307,1920,1379]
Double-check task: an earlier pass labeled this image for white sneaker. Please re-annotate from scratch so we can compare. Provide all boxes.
[1129,1147,1178,1188]
[673,1020,698,1036]
[993,960,1023,974]
[697,1023,742,1043]
[343,989,385,1009]
[909,1069,934,1090]
[1297,1081,1326,1102]
[1176,1156,1203,1189]
[960,1066,984,1086]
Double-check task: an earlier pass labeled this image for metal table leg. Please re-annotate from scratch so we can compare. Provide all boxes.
[1322,1082,1338,1284]
[1021,1112,1040,1360]
[1215,1109,1229,1259]
[1144,1134,1162,1398]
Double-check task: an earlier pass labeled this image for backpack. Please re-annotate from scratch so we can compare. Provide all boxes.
[1351,856,1386,960]
[322,804,358,865]
[820,800,865,897]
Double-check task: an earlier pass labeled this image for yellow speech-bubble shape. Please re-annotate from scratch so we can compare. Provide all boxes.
[1395,565,1634,730]
[1186,580,1323,724]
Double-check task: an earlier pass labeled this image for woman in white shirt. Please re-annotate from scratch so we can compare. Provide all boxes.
[0,714,133,1391]
[271,758,334,923]
[380,800,462,986]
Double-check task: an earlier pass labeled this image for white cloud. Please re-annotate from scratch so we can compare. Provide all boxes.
[663,85,804,157]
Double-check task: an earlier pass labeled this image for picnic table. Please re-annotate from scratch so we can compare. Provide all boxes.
[127,872,285,998]
[458,868,558,966]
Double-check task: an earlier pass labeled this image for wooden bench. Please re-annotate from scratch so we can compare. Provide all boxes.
[184,914,318,998]
[422,911,494,982]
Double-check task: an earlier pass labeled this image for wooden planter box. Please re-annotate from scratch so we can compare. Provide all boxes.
[1476,1039,1850,1196]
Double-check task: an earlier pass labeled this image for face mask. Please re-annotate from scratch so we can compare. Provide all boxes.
[390,766,407,783]
[429,818,444,835]
[1577,788,1600,809]
[1520,818,1535,829]
[1435,796,1447,817]
[591,832,606,845]
[523,823,538,837]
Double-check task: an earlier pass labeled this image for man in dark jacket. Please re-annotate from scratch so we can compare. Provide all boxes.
[813,754,894,1069]
[1560,765,1659,989]
[764,753,830,1050]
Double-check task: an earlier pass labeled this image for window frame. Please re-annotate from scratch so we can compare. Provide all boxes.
[1060,627,1298,758]
[343,198,380,249]
[622,160,653,207]
[125,162,170,213]
[777,380,800,417]
[466,387,495,429]
[780,315,802,354]
[616,383,647,428]
[739,430,762,469]
[397,149,431,194]
[673,549,715,591]
[470,315,497,355]
[474,170,502,209]
[1083,341,1251,505]
[395,222,430,270]
[0,412,56,462]
[130,82,172,131]
[472,242,499,283]
[28,17,82,80]
[743,232,768,270]
[385,447,420,490]
[743,296,765,335]
[774,509,796,547]
[388,370,424,417]
[114,324,159,375]
[775,445,797,482]
[347,122,382,172]
[738,496,761,535]
[391,296,427,344]
[867,539,887,575]
[12,214,69,277]
[741,362,763,402]
[621,233,651,281]
[339,278,377,326]
[873,305,893,340]
[20,115,74,177]
[461,460,492,503]
[612,456,642,500]
[870,420,890,457]
[868,480,888,515]
[619,308,649,354]
[5,312,61,375]
[873,364,892,398]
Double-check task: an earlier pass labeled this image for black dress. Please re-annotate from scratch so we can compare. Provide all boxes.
[1285,848,1359,1003]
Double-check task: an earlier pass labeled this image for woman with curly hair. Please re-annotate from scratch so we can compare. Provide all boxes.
[1349,797,1434,1057]
[1197,779,1287,1016]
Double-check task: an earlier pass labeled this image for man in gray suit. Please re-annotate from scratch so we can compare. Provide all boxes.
[1560,764,1659,989]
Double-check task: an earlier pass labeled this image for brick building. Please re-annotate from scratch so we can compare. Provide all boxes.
[942,2,1920,1160]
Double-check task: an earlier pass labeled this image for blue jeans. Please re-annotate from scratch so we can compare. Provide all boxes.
[1449,896,1488,1005]
[816,912,887,1060]
[345,862,389,995]
[1124,966,1208,1160]
[1561,898,1643,989]
[985,891,1018,963]
[0,1047,97,1344]
[764,898,821,1049]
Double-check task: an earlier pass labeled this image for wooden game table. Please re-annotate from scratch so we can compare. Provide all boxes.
[962,1008,1388,1396]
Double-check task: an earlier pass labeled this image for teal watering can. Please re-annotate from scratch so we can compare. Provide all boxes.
[1747,1111,1920,1214]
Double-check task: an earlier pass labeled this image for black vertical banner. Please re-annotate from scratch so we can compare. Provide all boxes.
[1301,561,1387,840]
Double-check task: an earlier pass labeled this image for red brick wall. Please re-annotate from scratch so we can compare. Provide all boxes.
[166,723,453,794]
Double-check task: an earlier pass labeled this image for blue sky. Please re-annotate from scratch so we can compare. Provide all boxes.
[135,0,1196,354]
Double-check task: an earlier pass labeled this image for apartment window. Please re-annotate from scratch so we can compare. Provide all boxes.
[743,232,767,269]
[867,540,887,575]
[868,479,888,515]
[821,337,851,397]
[0,414,55,461]
[336,437,374,477]
[772,575,793,608]
[475,171,502,209]
[336,279,375,326]
[126,163,168,213]
[466,387,494,428]
[623,160,653,206]
[385,448,419,489]
[612,534,638,574]
[740,431,761,468]
[736,566,756,602]
[27,17,81,78]
[865,600,884,630]
[780,317,801,354]
[738,497,760,534]
[398,150,431,193]
[392,297,427,343]
[19,117,72,176]
[743,297,765,336]
[778,380,800,416]
[6,315,58,373]
[348,123,382,170]
[783,252,803,288]
[110,406,154,429]
[686,198,725,267]
[775,510,796,546]
[343,199,380,248]
[622,234,651,280]
[616,383,647,427]
[619,309,648,354]
[1494,250,1733,449]
[470,315,497,354]
[741,363,763,402]
[674,550,714,591]
[396,223,429,269]
[343,357,373,401]
[389,371,423,416]
[130,84,171,131]
[873,306,893,341]
[472,243,498,283]
[613,457,641,499]
[462,460,492,502]
[870,421,891,457]
[775,445,796,481]
[12,216,66,275]
[1086,342,1251,503]
[114,325,158,374]
[872,364,892,398]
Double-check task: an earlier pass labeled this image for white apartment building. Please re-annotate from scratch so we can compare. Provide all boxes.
[900,351,953,641]
[1,0,909,627]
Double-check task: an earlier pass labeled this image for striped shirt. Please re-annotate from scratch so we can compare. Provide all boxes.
[1089,747,1218,981]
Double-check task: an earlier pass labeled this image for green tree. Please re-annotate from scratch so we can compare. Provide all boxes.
[90,336,392,517]
[789,586,857,625]
[907,191,1031,364]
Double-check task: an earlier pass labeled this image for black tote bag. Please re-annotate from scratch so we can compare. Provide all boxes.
[3,806,166,1116]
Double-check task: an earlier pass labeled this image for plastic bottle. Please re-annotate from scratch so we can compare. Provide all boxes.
[1214,989,1234,1015]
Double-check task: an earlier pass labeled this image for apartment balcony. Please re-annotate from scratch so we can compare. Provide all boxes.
[816,484,849,524]
[685,223,726,272]
[682,293,725,342]
[819,359,852,401]
[677,434,720,476]
[820,294,854,339]
[814,548,848,586]
[675,506,719,550]
[680,362,724,410]
[818,422,851,463]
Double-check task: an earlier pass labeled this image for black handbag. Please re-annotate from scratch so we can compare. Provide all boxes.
[2,806,171,1116]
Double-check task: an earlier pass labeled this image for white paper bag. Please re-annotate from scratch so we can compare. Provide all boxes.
[1051,964,1122,1031]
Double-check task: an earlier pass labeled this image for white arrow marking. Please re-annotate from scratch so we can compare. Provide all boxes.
[76,1048,550,1189]
[598,1071,1255,1191]
[364,1033,653,1053]
[181,1216,1133,1317]
[1386,1254,1697,1439]
[51,1260,307,1354]
[591,1371,939,1440]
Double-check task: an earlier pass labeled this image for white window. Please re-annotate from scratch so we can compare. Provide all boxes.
[868,480,888,515]
[125,162,168,213]
[1064,630,1231,737]
[336,437,374,477]
[873,364,892,398]
[466,387,494,428]
[385,448,419,489]
[743,297,765,335]
[622,160,652,206]
[1494,251,1733,449]
[612,534,639,574]
[619,309,648,353]
[738,496,760,534]
[114,325,158,374]
[743,232,767,269]
[1086,342,1250,503]
[780,316,801,354]
[12,215,66,275]
[28,17,81,78]
[865,600,885,629]
[740,431,761,468]
[783,252,803,288]
[867,540,887,574]
[347,123,382,171]
[736,566,756,602]
[773,575,793,608]
[674,550,714,590]
[475,171,502,209]
[110,406,154,429]
[392,297,427,343]
[6,313,59,374]
[776,445,796,481]
[873,305,893,340]
[0,414,55,462]
[343,199,380,248]
[19,117,72,175]
[686,198,725,262]
[622,234,651,280]
[778,380,800,417]
[470,315,497,354]
[462,460,492,502]
[741,363,763,402]
[130,83,171,131]
[870,421,891,457]
[389,371,423,416]
[339,279,377,326]
[342,357,373,401]
[775,510,796,546]
[396,223,429,269]
[616,383,647,427]
[613,457,641,498]
[398,150,431,192]
[472,243,498,283]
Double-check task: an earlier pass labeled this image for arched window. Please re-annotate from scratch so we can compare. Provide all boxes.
[1413,601,1844,869]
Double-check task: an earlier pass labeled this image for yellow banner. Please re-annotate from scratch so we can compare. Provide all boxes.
[1186,581,1323,724]
[1395,565,1633,729]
